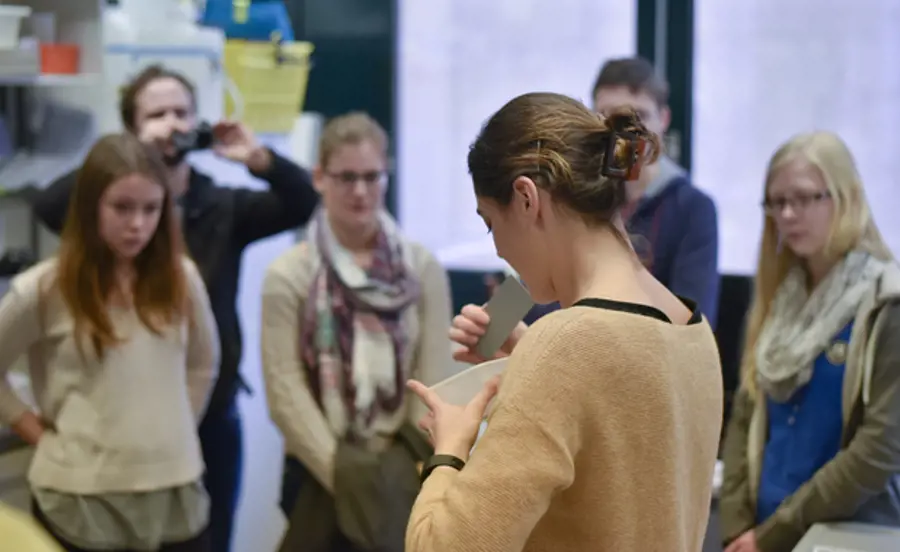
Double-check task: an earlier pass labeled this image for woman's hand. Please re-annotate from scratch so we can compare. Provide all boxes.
[724,530,758,552]
[407,376,501,461]
[449,304,526,365]
[12,411,47,447]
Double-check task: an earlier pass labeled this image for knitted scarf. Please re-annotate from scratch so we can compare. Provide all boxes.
[756,250,886,403]
[299,209,420,440]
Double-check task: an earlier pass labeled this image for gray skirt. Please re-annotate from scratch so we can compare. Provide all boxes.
[32,480,209,551]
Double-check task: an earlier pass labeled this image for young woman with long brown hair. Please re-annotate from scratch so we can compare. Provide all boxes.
[0,133,219,551]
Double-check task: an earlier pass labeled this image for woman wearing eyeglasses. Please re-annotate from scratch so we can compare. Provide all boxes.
[719,132,900,552]
[260,112,456,551]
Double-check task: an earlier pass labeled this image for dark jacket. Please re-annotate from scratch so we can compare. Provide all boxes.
[525,164,720,327]
[279,424,432,552]
[720,267,900,552]
[627,174,720,325]
[31,151,319,415]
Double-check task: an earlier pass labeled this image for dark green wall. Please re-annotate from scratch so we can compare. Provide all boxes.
[285,0,398,213]
[284,0,689,221]
[281,1,698,311]
[636,0,694,172]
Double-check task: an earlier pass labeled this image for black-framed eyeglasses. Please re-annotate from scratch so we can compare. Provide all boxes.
[762,191,831,216]
[326,170,388,191]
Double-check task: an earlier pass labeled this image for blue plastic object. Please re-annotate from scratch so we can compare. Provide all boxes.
[201,0,294,41]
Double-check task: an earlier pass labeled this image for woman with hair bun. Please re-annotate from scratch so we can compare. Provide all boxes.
[405,93,723,552]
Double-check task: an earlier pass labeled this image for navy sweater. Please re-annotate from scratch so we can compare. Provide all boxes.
[526,175,720,327]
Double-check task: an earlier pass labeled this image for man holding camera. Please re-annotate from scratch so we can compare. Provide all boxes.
[30,64,320,552]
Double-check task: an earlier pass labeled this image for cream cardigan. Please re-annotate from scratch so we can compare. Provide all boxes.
[261,239,457,493]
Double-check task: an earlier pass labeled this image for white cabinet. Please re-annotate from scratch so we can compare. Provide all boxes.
[0,0,105,260]
[0,0,105,90]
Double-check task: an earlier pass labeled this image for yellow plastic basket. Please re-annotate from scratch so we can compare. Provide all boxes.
[223,38,314,133]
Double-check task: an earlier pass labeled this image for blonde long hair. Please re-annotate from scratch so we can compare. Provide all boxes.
[740,131,892,398]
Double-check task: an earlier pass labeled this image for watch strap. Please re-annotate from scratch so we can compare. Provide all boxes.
[420,454,466,484]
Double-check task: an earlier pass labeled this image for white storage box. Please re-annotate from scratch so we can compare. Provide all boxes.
[0,5,31,50]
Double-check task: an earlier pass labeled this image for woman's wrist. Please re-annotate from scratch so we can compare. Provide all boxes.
[421,454,467,484]
[12,411,46,446]
[434,442,472,463]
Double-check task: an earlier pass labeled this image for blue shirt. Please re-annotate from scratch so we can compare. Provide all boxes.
[756,323,853,523]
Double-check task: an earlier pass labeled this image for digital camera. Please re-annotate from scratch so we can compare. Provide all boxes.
[171,121,215,157]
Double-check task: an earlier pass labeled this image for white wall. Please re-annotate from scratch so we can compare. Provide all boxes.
[693,0,900,274]
[396,0,636,271]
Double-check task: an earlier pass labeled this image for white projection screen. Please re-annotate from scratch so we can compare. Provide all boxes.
[397,0,636,271]
[693,0,900,275]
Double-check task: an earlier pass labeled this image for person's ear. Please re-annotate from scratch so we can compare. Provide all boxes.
[659,105,672,135]
[511,176,540,217]
[312,166,327,194]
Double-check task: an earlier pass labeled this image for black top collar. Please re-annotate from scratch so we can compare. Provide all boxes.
[572,296,703,325]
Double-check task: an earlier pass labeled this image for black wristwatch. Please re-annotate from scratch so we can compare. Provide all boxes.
[420,454,466,484]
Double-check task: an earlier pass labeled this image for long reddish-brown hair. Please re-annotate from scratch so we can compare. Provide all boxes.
[57,133,188,359]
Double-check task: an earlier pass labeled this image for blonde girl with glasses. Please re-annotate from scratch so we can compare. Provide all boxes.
[720,132,900,552]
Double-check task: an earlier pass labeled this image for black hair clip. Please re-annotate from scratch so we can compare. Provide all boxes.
[600,131,649,181]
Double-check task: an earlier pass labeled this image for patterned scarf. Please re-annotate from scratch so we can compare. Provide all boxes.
[756,250,887,403]
[299,209,421,440]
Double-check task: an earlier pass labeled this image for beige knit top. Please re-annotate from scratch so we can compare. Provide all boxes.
[406,298,723,552]
[260,240,458,493]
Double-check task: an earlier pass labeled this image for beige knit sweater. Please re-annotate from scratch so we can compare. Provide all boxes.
[260,240,457,493]
[406,299,723,552]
